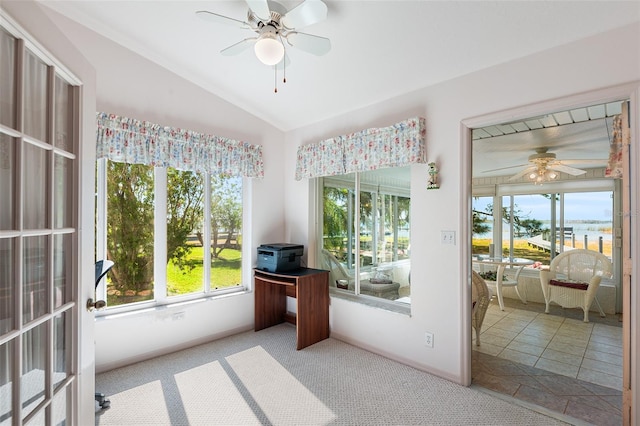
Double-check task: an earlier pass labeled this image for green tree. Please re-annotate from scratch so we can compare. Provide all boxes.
[167,169,204,269]
[323,187,349,252]
[473,209,491,235]
[209,175,242,258]
[480,198,548,237]
[106,163,204,301]
[106,162,155,297]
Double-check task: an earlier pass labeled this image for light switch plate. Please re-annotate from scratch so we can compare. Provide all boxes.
[441,230,455,245]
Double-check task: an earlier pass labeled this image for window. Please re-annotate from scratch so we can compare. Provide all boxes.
[321,166,411,304]
[472,186,615,267]
[96,160,245,309]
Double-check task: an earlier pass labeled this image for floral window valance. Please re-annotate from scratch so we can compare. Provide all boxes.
[96,112,264,178]
[604,108,628,179]
[295,117,426,180]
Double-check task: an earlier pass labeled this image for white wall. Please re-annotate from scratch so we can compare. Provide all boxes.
[285,23,640,382]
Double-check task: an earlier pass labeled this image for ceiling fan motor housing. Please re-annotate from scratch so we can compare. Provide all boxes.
[528,151,556,164]
[249,1,286,31]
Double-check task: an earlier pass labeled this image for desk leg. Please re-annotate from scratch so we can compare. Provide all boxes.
[295,271,329,350]
[254,277,287,331]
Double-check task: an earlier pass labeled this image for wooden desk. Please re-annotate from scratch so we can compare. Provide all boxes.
[254,268,329,350]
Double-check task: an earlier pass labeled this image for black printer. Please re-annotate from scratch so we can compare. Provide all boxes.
[257,243,304,272]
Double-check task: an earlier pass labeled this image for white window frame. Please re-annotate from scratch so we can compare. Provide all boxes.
[318,169,412,314]
[95,159,247,315]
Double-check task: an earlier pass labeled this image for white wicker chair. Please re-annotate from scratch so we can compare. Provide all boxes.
[320,249,400,299]
[471,270,491,346]
[320,249,356,289]
[539,249,613,322]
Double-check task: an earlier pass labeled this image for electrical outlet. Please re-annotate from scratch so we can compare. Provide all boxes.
[441,230,455,245]
[425,332,434,348]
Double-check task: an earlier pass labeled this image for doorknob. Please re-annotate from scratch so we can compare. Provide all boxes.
[87,298,106,312]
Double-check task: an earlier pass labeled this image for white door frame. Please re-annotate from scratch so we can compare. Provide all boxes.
[460,82,639,425]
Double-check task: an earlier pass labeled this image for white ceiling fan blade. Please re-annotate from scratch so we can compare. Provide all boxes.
[557,159,608,165]
[548,163,587,176]
[282,0,328,29]
[245,0,271,21]
[286,32,331,56]
[481,163,529,173]
[221,38,257,56]
[196,11,250,29]
[508,166,536,181]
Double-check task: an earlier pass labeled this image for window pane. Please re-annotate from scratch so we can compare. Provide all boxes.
[106,162,154,306]
[359,168,409,300]
[0,134,15,230]
[0,340,13,425]
[53,311,70,389]
[22,323,46,418]
[210,175,242,290]
[166,169,204,297]
[563,192,613,258]
[322,167,410,302]
[23,236,47,324]
[322,174,356,296]
[24,51,48,142]
[53,234,71,308]
[54,155,72,229]
[0,29,16,129]
[502,194,553,265]
[472,196,493,256]
[54,76,73,152]
[0,238,14,336]
[51,386,70,426]
[23,143,47,230]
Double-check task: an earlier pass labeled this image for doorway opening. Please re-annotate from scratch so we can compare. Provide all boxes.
[466,97,631,425]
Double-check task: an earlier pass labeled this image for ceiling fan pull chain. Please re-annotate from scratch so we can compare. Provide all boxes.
[281,37,287,84]
[274,66,278,93]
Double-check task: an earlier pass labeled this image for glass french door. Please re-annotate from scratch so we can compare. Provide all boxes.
[1,23,80,425]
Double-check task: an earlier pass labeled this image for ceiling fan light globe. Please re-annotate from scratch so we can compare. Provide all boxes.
[254,36,284,65]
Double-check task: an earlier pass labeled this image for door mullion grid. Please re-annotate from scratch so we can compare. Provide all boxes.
[68,84,81,426]
[12,36,25,426]
[45,63,56,425]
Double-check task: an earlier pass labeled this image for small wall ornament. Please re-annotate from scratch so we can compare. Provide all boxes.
[427,161,440,189]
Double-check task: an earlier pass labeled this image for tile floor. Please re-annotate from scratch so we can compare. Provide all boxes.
[472,297,623,425]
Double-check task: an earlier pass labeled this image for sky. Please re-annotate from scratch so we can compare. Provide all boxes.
[473,191,613,222]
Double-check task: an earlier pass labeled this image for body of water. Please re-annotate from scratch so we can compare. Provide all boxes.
[475,221,612,241]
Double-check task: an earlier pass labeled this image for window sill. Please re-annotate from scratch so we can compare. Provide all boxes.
[95,287,249,320]
[329,289,411,316]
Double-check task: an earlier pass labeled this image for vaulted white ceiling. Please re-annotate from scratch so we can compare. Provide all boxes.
[33,1,639,180]
[37,0,640,133]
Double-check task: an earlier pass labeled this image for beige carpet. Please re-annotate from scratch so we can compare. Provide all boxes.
[95,324,572,425]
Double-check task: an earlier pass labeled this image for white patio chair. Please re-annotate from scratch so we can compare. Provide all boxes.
[539,249,613,322]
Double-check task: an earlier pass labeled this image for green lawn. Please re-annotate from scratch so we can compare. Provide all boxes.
[472,238,612,264]
[167,246,242,295]
[473,239,551,264]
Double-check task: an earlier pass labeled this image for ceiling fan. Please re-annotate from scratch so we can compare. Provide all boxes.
[196,0,331,80]
[484,147,607,184]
